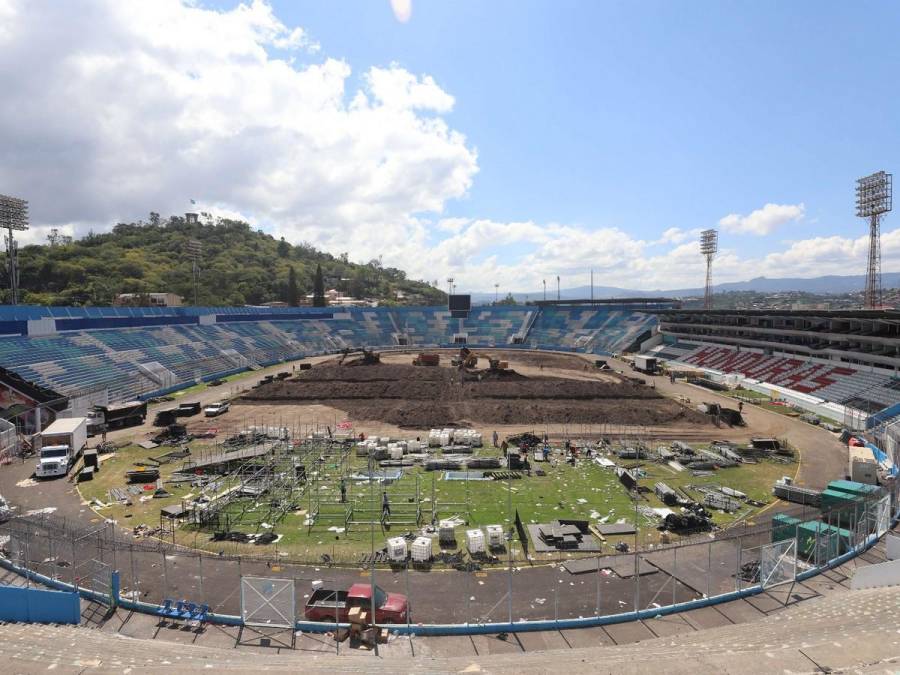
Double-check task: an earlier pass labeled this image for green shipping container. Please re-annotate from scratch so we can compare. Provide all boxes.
[819,489,864,526]
[772,514,800,543]
[797,521,851,559]
[827,479,882,499]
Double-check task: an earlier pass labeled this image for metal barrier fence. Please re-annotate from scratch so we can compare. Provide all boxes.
[0,482,897,638]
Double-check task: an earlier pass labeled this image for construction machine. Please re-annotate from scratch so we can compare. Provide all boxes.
[338,348,381,365]
[454,347,506,371]
[412,353,440,366]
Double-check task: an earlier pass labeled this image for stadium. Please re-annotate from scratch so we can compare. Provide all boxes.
[0,294,898,671]
[2,2,900,671]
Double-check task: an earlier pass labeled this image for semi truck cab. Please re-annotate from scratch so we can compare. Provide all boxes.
[35,445,73,478]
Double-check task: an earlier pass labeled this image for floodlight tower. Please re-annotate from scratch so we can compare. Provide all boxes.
[699,229,718,310]
[186,239,202,306]
[856,171,892,309]
[446,277,454,295]
[0,195,29,305]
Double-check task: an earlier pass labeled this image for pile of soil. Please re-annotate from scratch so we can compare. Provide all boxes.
[240,362,709,430]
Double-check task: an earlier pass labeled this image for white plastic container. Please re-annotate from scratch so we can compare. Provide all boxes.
[411,536,432,562]
[439,431,452,446]
[486,524,505,548]
[466,528,485,554]
[428,430,442,447]
[387,536,407,562]
[390,447,403,460]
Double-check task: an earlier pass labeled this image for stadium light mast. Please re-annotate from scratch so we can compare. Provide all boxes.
[0,194,29,305]
[186,239,202,306]
[856,171,892,309]
[494,283,499,303]
[446,277,454,295]
[699,229,718,311]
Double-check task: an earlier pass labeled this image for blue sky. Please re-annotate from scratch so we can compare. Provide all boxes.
[272,0,899,257]
[3,1,899,291]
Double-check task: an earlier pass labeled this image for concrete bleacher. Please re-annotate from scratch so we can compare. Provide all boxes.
[672,344,900,409]
[0,584,897,673]
[527,307,655,355]
[0,303,657,402]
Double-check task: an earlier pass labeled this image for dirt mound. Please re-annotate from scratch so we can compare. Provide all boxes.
[240,362,710,430]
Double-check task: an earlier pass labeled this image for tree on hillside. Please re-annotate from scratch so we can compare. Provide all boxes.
[277,237,290,258]
[287,266,299,307]
[313,263,326,307]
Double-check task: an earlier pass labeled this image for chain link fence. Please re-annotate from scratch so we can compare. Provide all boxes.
[1,480,897,630]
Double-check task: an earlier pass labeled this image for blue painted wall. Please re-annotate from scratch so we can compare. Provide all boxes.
[0,584,81,624]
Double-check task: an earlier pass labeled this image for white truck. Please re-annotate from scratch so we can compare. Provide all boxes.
[204,401,230,417]
[632,354,658,374]
[35,417,88,479]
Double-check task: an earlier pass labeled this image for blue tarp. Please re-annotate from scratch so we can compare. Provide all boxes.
[866,441,898,477]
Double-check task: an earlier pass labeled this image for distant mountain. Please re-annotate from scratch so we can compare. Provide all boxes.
[469,272,900,303]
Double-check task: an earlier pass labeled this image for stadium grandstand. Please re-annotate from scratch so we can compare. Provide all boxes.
[0,301,664,425]
[644,308,900,429]
[3,301,900,434]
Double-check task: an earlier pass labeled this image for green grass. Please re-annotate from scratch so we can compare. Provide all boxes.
[725,388,771,401]
[78,440,794,563]
[170,371,249,399]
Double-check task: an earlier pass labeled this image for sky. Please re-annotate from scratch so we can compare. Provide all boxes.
[1,0,899,293]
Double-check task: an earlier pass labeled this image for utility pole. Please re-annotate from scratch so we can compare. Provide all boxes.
[494,283,499,304]
[556,276,560,301]
[542,279,546,301]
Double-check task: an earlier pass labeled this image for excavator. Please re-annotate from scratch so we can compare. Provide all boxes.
[338,347,380,365]
[453,347,507,372]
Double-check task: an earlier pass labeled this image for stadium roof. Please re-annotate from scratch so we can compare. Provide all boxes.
[656,308,900,320]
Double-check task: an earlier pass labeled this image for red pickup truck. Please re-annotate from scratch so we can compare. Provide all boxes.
[303,583,409,624]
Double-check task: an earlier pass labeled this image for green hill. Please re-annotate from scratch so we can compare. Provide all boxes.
[12,215,445,307]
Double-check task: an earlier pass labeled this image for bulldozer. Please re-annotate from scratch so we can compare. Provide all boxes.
[338,347,380,366]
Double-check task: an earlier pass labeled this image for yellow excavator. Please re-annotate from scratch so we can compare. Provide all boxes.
[454,347,506,371]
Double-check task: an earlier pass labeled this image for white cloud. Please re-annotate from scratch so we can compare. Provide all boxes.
[1,1,893,296]
[652,227,691,245]
[719,203,805,236]
[390,0,412,23]
[0,0,475,267]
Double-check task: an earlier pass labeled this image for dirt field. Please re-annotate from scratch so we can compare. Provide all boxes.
[238,357,710,429]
